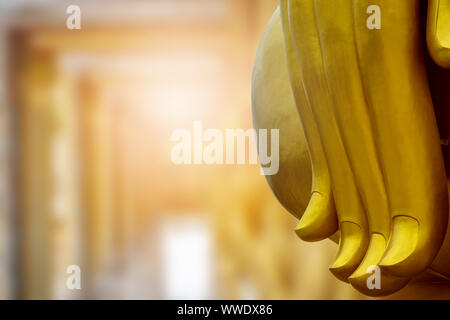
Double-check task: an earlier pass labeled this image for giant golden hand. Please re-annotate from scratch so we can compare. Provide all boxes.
[253,0,450,296]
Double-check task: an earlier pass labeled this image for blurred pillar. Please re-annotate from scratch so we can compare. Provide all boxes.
[78,75,114,295]
[49,71,83,299]
[110,101,135,260]
[12,35,56,299]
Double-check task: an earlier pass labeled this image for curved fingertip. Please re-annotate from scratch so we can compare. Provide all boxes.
[378,216,423,277]
[329,222,367,282]
[427,0,450,68]
[295,192,338,242]
[348,233,410,296]
[349,269,410,297]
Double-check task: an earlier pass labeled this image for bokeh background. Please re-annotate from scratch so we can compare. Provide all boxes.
[0,0,364,299]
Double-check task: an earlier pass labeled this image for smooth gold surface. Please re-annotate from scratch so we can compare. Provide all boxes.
[279,3,338,242]
[287,0,371,282]
[252,1,450,297]
[252,7,338,242]
[349,233,409,297]
[352,0,448,279]
[329,222,366,282]
[428,0,450,68]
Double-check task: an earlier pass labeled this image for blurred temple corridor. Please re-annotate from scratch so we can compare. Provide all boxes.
[0,0,364,299]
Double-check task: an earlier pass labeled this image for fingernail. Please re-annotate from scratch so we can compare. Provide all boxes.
[295,192,336,242]
[329,221,366,282]
[379,216,418,269]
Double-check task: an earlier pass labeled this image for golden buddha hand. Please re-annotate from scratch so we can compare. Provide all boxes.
[253,0,450,296]
[286,0,449,294]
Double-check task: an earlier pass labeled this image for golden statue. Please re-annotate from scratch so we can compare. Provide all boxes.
[252,0,450,296]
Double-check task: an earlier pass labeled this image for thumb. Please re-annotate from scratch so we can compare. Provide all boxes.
[427,0,450,68]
